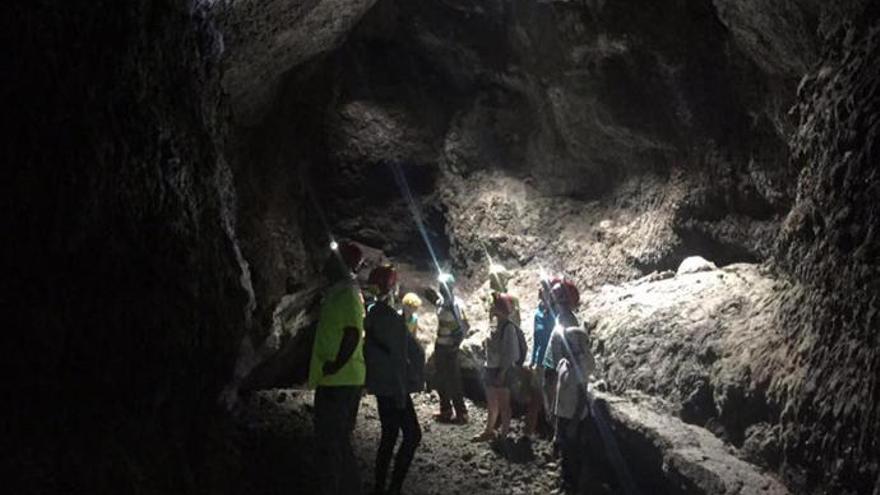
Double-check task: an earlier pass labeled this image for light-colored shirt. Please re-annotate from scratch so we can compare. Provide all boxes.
[485,321,519,369]
[542,310,579,370]
[554,347,595,420]
[308,281,366,388]
[436,298,469,347]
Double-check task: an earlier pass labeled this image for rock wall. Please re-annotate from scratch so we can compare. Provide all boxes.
[585,5,880,493]
[771,5,880,491]
[3,0,251,492]
[219,0,378,124]
[294,0,816,279]
[227,0,857,336]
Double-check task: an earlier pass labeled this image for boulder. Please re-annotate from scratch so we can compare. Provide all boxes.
[676,256,718,275]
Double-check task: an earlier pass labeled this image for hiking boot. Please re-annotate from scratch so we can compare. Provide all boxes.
[470,431,495,443]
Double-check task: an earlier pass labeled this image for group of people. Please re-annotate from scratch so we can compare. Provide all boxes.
[307,241,599,495]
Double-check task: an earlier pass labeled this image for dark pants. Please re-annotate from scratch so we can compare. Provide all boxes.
[375,395,422,493]
[557,415,600,491]
[434,345,467,417]
[314,386,363,495]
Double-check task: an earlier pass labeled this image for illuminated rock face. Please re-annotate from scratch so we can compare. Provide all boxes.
[227,2,877,492]
[586,264,793,466]
[6,0,879,493]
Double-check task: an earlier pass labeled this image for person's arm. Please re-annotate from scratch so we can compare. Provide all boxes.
[323,326,359,376]
[323,286,363,376]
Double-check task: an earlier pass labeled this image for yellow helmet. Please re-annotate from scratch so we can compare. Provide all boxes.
[402,292,422,309]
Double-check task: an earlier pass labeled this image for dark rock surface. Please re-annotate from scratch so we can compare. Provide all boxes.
[6,0,880,493]
[771,5,880,491]
[594,391,790,495]
[219,0,378,124]
[3,0,251,492]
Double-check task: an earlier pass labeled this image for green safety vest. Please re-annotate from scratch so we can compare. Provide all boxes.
[308,281,366,388]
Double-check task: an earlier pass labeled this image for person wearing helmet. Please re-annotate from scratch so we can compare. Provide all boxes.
[540,277,581,448]
[401,292,422,337]
[542,278,581,370]
[525,284,555,437]
[433,272,469,424]
[487,263,522,327]
[472,293,520,443]
[309,241,367,495]
[554,325,596,492]
[364,265,422,495]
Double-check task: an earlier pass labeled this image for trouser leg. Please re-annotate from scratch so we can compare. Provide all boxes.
[375,396,403,491]
[317,386,362,495]
[558,417,580,488]
[342,387,363,495]
[526,383,542,436]
[389,396,422,493]
[446,347,467,418]
[314,387,343,495]
[435,347,453,417]
[543,369,558,424]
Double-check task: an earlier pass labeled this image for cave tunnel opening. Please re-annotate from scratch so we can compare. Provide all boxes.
[6,1,880,495]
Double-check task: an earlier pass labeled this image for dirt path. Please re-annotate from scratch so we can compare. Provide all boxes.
[234,389,597,495]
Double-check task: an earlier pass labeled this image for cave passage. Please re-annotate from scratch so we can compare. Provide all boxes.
[5,1,880,495]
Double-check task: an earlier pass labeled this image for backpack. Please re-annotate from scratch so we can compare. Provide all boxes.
[506,321,528,367]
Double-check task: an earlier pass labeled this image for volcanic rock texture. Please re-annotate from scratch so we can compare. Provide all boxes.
[5,0,880,494]
[4,0,251,492]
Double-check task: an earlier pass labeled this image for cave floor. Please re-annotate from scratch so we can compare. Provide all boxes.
[234,389,604,495]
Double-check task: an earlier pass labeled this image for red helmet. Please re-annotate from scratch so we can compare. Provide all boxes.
[550,278,579,308]
[336,241,364,272]
[492,292,515,317]
[368,264,398,295]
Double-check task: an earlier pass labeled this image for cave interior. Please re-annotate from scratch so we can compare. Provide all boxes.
[4,0,880,494]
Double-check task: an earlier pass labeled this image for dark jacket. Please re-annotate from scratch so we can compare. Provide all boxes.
[364,300,409,399]
[405,331,425,393]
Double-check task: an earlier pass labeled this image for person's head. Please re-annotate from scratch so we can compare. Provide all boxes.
[488,263,511,293]
[324,240,364,282]
[491,293,515,323]
[402,292,422,317]
[368,264,398,300]
[550,278,579,311]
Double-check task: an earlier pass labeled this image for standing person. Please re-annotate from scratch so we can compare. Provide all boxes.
[553,326,596,492]
[308,241,367,495]
[432,273,469,424]
[401,292,422,337]
[542,278,581,442]
[525,286,555,437]
[488,263,521,327]
[472,293,520,443]
[364,265,422,495]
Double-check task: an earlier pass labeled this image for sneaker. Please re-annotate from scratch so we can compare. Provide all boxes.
[452,413,469,424]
